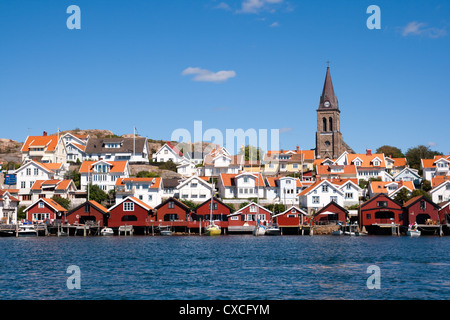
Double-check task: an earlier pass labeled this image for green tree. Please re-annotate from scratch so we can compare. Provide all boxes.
[421,180,432,192]
[51,196,71,210]
[64,170,80,188]
[405,145,443,170]
[159,160,177,172]
[239,145,263,161]
[87,184,108,204]
[409,189,431,201]
[180,199,197,211]
[394,188,410,204]
[376,145,404,158]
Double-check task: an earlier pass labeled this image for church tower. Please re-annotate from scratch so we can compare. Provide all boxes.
[315,66,353,159]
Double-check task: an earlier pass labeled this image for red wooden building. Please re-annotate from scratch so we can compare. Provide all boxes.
[402,196,440,226]
[108,196,154,230]
[67,200,109,226]
[272,206,307,234]
[153,197,192,231]
[358,194,403,234]
[439,201,450,235]
[194,197,233,228]
[227,202,272,234]
[24,198,68,223]
[314,201,348,224]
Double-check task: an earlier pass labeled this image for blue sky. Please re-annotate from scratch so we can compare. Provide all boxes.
[0,0,449,156]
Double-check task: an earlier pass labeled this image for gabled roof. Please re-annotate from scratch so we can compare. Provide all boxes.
[109,196,153,212]
[403,195,440,209]
[21,135,61,152]
[68,200,108,215]
[31,179,76,191]
[228,202,272,217]
[369,181,415,195]
[359,193,403,210]
[429,180,450,194]
[219,173,237,187]
[195,197,234,212]
[116,177,162,189]
[347,153,386,168]
[272,206,307,218]
[16,160,61,174]
[431,175,450,188]
[25,198,68,213]
[315,201,349,216]
[297,179,344,197]
[176,175,212,190]
[235,172,265,187]
[154,197,191,211]
[0,190,19,202]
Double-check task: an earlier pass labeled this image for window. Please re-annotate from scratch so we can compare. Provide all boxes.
[244,177,249,183]
[26,168,31,176]
[84,204,90,213]
[34,168,39,175]
[249,205,257,212]
[420,201,426,210]
[230,216,239,221]
[345,193,353,199]
[21,181,26,188]
[123,202,134,211]
[322,185,328,192]
[168,201,175,209]
[293,163,298,169]
[330,196,338,203]
[312,196,320,204]
[377,201,388,207]
[38,202,44,208]
[366,214,371,220]
[209,203,218,210]
[148,195,153,201]
[191,183,198,188]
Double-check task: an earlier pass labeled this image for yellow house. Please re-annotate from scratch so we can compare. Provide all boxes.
[263,148,315,175]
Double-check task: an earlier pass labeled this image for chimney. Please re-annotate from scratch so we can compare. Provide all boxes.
[43,131,47,136]
[296,146,299,152]
[366,149,372,156]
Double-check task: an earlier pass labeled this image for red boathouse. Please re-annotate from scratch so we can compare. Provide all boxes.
[314,201,349,224]
[67,200,109,227]
[358,194,403,235]
[108,196,154,233]
[227,202,272,234]
[24,198,68,223]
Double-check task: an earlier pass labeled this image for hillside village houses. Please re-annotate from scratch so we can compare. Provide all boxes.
[1,67,450,227]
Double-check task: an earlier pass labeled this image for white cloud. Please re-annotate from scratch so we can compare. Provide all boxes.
[427,141,437,147]
[238,0,284,14]
[401,21,446,38]
[182,67,236,83]
[214,2,231,11]
[269,21,279,27]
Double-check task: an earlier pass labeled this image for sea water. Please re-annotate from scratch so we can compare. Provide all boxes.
[0,235,448,300]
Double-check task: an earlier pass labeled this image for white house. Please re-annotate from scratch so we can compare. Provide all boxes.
[115,177,163,209]
[79,160,130,193]
[202,147,243,177]
[264,177,303,205]
[14,160,67,204]
[367,180,415,199]
[0,190,19,224]
[421,156,450,181]
[21,132,67,164]
[332,179,362,207]
[429,180,450,204]
[152,142,185,164]
[176,158,198,177]
[176,175,213,202]
[218,172,265,200]
[29,179,79,207]
[61,133,89,163]
[297,179,345,214]
[334,150,390,182]
[393,167,422,187]
[85,137,149,164]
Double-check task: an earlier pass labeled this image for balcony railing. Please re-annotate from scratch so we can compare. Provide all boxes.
[115,186,135,193]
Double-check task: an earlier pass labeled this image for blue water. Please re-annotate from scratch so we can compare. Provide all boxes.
[0,235,449,300]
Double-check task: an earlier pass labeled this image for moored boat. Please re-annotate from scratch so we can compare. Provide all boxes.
[407,228,421,237]
[265,224,281,236]
[18,224,38,237]
[204,223,221,236]
[100,227,114,236]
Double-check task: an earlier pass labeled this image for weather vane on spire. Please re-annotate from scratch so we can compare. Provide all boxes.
[326,60,330,68]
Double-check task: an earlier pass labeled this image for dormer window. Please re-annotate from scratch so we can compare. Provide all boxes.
[354,161,361,166]
[373,161,380,166]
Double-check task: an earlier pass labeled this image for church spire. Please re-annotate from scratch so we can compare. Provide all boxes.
[319,65,339,110]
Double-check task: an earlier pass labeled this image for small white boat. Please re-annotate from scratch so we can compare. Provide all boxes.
[100,227,114,236]
[407,229,421,237]
[158,226,172,236]
[18,224,38,237]
[265,226,281,236]
[332,230,343,235]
